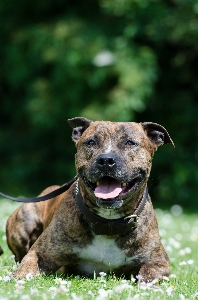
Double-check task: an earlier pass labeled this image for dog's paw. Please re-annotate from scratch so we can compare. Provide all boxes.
[12,266,41,280]
[12,250,41,279]
[138,262,170,283]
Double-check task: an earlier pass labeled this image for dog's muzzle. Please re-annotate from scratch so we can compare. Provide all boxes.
[83,174,144,209]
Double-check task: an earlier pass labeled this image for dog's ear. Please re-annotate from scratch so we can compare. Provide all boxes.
[141,122,174,148]
[67,117,92,142]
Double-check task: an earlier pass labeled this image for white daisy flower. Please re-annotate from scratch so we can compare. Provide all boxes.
[26,273,34,281]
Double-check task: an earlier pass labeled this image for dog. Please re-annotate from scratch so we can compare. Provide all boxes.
[6,117,174,282]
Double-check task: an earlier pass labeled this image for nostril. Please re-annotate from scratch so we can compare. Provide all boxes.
[98,158,105,166]
[96,154,117,169]
[108,158,115,166]
[97,157,116,167]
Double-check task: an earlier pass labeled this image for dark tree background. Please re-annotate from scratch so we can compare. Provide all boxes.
[0,0,198,210]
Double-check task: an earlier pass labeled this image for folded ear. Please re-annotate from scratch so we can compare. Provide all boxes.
[141,122,174,148]
[67,117,92,142]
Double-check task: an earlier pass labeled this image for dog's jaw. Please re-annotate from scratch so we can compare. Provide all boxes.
[78,175,148,220]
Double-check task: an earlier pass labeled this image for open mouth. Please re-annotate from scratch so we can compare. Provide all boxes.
[84,175,143,201]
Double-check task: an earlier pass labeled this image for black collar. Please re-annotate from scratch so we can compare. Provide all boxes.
[74,181,149,236]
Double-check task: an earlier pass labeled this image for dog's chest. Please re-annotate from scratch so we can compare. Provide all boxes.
[73,235,132,275]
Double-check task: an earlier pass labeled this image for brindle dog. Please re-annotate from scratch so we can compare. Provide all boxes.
[6,117,174,282]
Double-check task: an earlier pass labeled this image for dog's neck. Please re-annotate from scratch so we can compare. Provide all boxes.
[96,207,123,219]
[73,180,149,236]
[78,178,148,220]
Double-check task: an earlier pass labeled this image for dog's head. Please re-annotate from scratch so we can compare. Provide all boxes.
[68,117,174,210]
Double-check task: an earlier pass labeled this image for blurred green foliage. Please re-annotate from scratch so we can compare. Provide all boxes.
[0,0,198,209]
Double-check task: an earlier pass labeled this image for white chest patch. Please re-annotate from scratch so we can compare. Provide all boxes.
[73,236,133,275]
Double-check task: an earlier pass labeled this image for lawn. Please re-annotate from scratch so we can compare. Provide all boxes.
[0,199,197,300]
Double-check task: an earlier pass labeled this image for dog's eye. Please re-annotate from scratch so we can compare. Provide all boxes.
[86,139,96,147]
[125,140,137,147]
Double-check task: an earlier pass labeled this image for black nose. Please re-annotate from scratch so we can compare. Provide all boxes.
[96,154,117,170]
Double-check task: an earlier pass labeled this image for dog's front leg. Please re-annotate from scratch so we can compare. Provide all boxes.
[12,249,59,279]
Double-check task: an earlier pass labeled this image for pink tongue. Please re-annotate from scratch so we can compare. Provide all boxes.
[94,178,122,199]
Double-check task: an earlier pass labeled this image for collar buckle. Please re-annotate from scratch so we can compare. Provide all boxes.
[124,214,139,225]
[124,214,138,220]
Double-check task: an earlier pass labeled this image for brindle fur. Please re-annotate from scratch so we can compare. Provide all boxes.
[6,118,174,282]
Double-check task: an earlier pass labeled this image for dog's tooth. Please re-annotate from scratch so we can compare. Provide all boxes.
[122,182,127,187]
[96,181,99,186]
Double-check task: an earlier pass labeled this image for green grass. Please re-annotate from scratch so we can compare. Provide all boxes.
[0,200,198,299]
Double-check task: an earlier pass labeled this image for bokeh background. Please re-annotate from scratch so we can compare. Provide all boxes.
[0,0,197,210]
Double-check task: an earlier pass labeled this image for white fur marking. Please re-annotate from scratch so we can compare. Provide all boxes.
[73,236,133,275]
[104,141,112,154]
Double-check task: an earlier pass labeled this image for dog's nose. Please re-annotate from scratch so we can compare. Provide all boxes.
[96,154,117,170]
